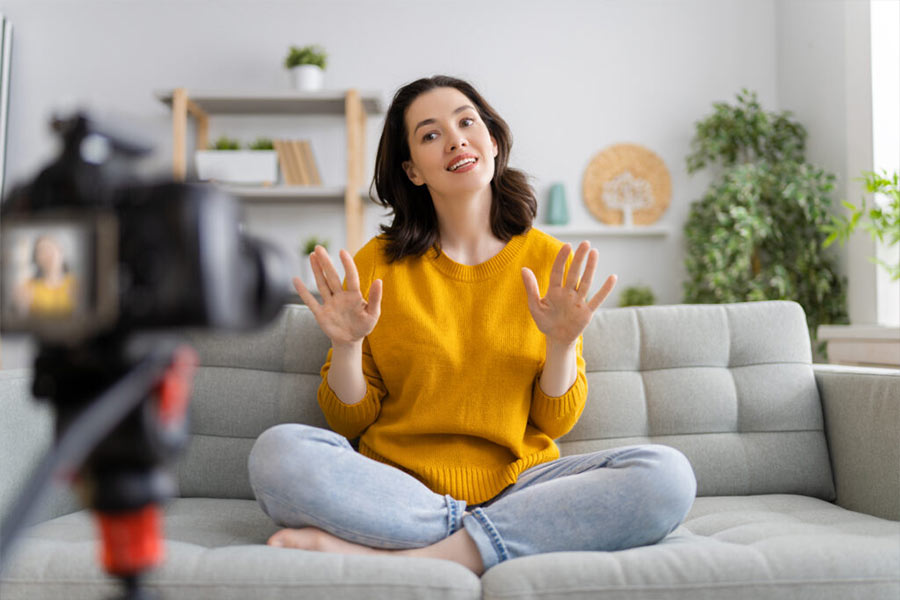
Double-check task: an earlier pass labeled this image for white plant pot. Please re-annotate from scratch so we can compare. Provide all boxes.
[195,150,278,185]
[291,65,324,91]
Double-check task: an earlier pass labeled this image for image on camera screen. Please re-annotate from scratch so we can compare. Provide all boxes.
[1,221,90,325]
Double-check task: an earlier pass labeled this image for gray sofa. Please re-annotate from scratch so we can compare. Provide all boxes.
[1,300,898,599]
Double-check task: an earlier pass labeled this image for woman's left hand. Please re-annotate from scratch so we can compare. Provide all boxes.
[521,241,617,348]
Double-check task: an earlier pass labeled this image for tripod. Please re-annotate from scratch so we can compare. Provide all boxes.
[0,335,197,600]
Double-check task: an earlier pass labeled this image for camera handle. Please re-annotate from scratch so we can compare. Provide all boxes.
[0,338,198,600]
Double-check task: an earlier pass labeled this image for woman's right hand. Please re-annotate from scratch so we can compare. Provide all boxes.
[292,245,382,347]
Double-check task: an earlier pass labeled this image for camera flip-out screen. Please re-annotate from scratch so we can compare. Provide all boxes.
[1,212,118,343]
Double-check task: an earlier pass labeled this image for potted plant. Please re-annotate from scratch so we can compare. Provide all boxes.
[817,169,899,367]
[195,136,278,185]
[285,44,327,92]
[682,88,848,359]
[822,169,899,280]
[299,236,330,289]
[618,285,656,307]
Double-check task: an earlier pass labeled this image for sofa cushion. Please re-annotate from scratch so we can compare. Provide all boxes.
[561,301,835,500]
[175,301,834,502]
[480,494,900,600]
[3,495,896,600]
[175,305,332,499]
[0,498,482,600]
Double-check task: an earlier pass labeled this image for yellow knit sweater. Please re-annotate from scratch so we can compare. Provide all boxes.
[317,227,587,505]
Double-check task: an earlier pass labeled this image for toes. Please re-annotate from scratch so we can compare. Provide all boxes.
[267,530,289,547]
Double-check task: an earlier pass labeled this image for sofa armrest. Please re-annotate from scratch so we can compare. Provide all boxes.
[0,369,79,528]
[814,364,900,521]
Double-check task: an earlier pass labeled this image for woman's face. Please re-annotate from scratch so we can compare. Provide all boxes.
[35,237,63,274]
[402,86,499,196]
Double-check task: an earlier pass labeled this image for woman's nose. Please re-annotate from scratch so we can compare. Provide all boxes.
[448,137,467,152]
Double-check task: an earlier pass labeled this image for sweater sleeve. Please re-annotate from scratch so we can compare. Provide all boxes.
[529,334,587,440]
[317,339,386,439]
[315,239,387,439]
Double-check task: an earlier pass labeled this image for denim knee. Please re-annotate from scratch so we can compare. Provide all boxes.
[247,423,345,518]
[640,444,697,540]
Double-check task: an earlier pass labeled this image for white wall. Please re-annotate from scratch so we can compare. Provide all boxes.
[0,0,876,368]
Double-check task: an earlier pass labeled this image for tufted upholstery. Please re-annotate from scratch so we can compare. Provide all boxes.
[3,300,897,600]
[176,301,834,502]
[560,301,834,499]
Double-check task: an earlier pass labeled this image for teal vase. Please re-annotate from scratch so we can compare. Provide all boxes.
[547,182,569,225]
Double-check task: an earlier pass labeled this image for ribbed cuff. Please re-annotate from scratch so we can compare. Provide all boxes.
[317,373,379,439]
[532,371,586,413]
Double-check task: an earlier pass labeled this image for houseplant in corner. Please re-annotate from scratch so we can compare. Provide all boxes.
[816,169,900,366]
[285,44,327,91]
[682,88,848,358]
[195,136,278,186]
[822,168,899,281]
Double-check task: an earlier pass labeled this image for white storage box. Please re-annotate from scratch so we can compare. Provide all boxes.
[195,150,278,185]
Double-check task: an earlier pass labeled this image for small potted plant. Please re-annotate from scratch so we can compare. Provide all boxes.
[299,236,330,288]
[195,136,278,186]
[618,285,656,307]
[285,44,327,91]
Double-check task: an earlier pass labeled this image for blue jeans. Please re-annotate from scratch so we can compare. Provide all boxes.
[248,424,697,571]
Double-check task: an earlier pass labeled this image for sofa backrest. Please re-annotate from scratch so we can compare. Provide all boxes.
[178,300,835,502]
[559,300,835,501]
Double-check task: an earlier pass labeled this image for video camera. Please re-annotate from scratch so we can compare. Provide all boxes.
[0,110,291,599]
[0,111,288,344]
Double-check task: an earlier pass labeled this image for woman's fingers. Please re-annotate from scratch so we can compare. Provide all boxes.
[309,254,333,299]
[587,274,618,312]
[520,267,542,315]
[577,249,599,300]
[549,244,570,288]
[339,249,360,293]
[314,246,344,294]
[565,241,590,290]
[292,276,322,313]
[366,279,383,318]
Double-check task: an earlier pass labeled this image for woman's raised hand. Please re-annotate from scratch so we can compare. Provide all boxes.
[292,246,382,347]
[521,241,617,348]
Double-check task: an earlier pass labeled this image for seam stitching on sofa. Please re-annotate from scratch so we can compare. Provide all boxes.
[586,361,813,373]
[480,577,900,598]
[0,580,479,590]
[559,429,827,444]
[196,364,321,376]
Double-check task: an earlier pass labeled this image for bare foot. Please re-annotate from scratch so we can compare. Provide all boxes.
[268,524,485,575]
[268,527,395,557]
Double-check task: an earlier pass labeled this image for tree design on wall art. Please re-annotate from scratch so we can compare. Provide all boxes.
[583,143,671,226]
[602,171,654,227]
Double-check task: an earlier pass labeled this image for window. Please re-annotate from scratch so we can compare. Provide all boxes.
[870,0,899,326]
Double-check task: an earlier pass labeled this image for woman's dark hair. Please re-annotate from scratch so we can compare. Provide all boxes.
[371,75,537,262]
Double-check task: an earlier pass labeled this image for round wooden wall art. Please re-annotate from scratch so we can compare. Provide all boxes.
[582,143,671,226]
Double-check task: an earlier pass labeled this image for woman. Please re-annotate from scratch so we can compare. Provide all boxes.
[248,75,697,575]
[14,235,77,317]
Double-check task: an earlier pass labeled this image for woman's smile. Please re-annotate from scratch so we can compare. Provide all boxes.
[447,154,479,173]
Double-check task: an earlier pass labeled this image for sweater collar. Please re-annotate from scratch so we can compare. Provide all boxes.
[429,229,530,282]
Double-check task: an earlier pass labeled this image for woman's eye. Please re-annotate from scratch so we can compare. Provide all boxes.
[422,118,475,142]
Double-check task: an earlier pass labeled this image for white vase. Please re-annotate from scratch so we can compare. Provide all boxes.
[291,65,324,91]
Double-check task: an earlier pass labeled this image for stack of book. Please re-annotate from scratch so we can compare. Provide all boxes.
[273,139,322,185]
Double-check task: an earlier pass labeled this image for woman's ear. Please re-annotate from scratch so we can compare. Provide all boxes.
[491,136,499,158]
[402,160,424,186]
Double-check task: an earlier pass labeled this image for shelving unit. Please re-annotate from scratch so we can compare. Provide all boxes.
[155,88,384,253]
[539,224,670,237]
